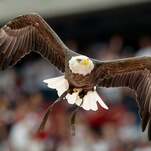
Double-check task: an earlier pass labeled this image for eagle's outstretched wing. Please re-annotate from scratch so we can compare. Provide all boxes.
[94,56,151,140]
[0,13,68,71]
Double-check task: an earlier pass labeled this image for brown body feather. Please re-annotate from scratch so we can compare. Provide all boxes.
[0,13,151,140]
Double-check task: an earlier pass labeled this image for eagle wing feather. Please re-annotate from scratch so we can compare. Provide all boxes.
[94,56,151,140]
[0,13,67,72]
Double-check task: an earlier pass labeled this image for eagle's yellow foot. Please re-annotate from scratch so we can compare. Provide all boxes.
[73,88,78,93]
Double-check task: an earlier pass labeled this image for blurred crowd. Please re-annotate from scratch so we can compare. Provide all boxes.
[0,34,151,151]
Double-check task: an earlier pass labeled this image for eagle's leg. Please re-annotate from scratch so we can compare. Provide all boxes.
[38,89,71,132]
[70,99,84,136]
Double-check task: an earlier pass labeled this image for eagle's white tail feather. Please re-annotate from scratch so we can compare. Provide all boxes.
[43,76,108,111]
[75,97,83,106]
[82,91,102,111]
[81,90,108,110]
[89,91,98,111]
[93,91,108,109]
[66,89,83,106]
[44,76,65,86]
[43,76,69,96]
[82,95,90,110]
[66,92,78,104]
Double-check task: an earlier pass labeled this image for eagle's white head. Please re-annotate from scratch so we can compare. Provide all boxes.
[69,55,94,76]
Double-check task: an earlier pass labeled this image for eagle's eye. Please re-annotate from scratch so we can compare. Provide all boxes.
[77,59,82,62]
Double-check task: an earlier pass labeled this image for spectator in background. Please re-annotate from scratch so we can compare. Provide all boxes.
[9,92,45,151]
[65,39,78,52]
[99,35,123,60]
[135,36,151,56]
[20,59,61,94]
[120,46,135,58]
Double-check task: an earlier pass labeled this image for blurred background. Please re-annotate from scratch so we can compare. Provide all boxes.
[0,0,151,151]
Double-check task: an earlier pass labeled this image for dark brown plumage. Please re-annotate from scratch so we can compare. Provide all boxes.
[0,13,151,140]
[0,13,66,71]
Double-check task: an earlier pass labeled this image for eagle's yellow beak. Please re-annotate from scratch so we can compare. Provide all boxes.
[81,59,89,66]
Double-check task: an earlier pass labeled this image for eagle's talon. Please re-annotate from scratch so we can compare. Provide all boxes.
[73,88,78,93]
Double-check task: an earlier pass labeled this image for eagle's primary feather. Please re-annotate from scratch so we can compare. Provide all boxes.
[0,13,151,140]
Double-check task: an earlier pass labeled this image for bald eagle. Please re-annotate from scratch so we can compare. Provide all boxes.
[0,13,151,140]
